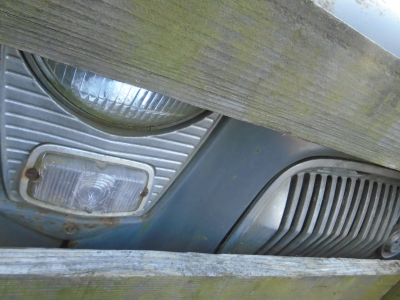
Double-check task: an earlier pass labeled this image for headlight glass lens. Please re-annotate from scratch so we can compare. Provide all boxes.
[34,56,204,130]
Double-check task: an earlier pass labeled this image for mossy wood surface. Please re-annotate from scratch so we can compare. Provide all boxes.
[0,249,399,300]
[382,280,400,300]
[0,0,400,170]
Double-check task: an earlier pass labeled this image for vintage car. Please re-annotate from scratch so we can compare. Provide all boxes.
[0,0,400,260]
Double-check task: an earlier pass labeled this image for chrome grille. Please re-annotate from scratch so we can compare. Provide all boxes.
[219,159,400,258]
[257,174,400,258]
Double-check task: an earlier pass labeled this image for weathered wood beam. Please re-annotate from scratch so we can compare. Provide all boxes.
[0,1,400,169]
[382,280,400,300]
[0,249,399,299]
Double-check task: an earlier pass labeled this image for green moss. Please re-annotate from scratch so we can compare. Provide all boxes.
[117,1,223,86]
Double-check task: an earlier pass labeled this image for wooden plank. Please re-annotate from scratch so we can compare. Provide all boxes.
[0,249,399,300]
[382,280,400,300]
[0,1,400,170]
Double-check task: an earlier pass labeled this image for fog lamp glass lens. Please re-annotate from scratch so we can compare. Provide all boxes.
[27,153,149,214]
[35,56,204,129]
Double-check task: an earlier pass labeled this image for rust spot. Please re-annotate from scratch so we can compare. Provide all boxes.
[25,168,40,180]
[49,221,57,225]
[140,187,149,197]
[64,222,79,235]
[83,224,98,229]
[36,225,45,231]
[17,214,26,219]
[100,218,120,228]
[33,217,44,222]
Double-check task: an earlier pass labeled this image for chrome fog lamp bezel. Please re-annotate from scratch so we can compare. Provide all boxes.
[19,144,155,218]
[22,52,210,135]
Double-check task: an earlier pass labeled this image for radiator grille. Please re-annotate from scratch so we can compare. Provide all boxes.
[219,160,400,258]
[257,173,400,257]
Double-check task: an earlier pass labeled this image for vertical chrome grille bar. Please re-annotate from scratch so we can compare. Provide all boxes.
[265,173,317,255]
[305,177,347,256]
[256,173,305,255]
[340,183,384,257]
[350,184,390,257]
[280,175,328,256]
[324,181,375,257]
[365,187,400,257]
[296,175,338,256]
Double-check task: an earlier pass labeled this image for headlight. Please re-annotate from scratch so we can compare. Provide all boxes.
[29,55,205,131]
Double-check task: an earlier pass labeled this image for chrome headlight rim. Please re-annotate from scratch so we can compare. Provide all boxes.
[22,52,210,136]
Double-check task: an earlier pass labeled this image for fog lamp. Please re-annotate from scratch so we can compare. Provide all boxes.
[20,145,154,217]
[31,56,205,130]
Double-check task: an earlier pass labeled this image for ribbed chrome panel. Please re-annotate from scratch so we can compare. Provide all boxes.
[259,174,400,258]
[0,46,220,216]
[220,159,400,258]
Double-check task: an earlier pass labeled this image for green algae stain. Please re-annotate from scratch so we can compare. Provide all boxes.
[220,0,400,168]
[117,0,225,87]
[111,0,400,168]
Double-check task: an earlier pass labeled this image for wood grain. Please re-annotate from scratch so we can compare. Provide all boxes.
[0,0,400,170]
[0,249,399,299]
